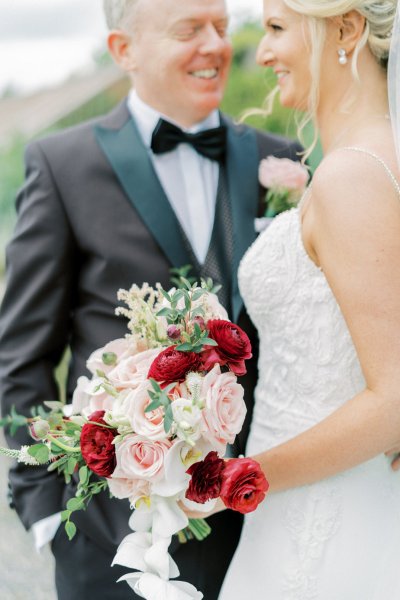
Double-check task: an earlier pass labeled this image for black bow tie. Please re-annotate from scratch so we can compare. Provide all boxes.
[151,118,227,162]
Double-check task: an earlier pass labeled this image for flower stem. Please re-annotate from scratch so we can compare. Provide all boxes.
[47,434,81,453]
[187,518,211,541]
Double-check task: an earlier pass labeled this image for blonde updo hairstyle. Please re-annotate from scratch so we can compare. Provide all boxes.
[269,0,397,160]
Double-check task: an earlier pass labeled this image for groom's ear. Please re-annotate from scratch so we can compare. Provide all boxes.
[334,10,366,51]
[107,29,138,73]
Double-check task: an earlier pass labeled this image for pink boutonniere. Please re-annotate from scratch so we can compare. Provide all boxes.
[259,156,309,218]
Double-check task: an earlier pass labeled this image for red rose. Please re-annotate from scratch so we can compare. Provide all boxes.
[220,457,269,514]
[202,320,252,376]
[80,410,117,477]
[185,451,226,504]
[148,346,202,385]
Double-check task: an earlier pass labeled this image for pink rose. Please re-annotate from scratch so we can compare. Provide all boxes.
[113,434,171,481]
[108,348,161,390]
[200,364,247,454]
[259,156,309,192]
[107,476,150,506]
[86,338,133,376]
[128,383,166,440]
[71,376,114,416]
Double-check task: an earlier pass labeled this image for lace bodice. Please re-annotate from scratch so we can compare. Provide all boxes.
[239,206,365,455]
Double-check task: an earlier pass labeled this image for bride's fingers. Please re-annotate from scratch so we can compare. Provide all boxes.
[385,447,400,456]
[390,454,400,471]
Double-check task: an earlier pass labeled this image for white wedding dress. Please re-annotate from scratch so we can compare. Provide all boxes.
[219,150,400,600]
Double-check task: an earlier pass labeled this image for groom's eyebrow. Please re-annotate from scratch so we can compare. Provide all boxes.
[170,14,230,27]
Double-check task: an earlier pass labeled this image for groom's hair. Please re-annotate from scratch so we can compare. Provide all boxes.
[103,0,142,30]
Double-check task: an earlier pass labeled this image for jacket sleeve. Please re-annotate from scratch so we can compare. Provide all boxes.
[0,140,78,529]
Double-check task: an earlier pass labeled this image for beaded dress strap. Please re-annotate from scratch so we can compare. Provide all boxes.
[342,146,400,197]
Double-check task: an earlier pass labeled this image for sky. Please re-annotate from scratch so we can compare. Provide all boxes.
[0,0,263,96]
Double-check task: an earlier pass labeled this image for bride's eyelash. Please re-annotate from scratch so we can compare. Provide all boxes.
[270,24,283,32]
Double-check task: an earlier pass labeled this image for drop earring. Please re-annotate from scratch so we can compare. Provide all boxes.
[338,48,348,65]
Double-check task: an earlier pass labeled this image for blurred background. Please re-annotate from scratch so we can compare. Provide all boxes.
[0,1,307,598]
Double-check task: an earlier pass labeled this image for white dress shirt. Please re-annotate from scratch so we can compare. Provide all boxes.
[127,90,220,263]
[32,91,221,549]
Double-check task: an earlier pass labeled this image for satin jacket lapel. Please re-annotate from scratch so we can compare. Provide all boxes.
[94,115,192,269]
[225,120,259,321]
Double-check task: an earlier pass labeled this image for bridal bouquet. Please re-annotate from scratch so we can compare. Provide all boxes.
[0,277,269,600]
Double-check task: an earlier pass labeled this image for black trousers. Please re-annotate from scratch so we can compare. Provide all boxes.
[51,510,243,600]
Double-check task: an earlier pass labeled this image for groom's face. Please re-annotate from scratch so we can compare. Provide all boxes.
[128,0,232,127]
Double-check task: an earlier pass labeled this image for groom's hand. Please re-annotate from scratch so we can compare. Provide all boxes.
[385,447,400,471]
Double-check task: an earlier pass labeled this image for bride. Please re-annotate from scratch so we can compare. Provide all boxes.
[188,0,400,598]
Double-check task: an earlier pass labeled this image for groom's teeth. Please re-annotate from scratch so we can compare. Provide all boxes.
[192,69,218,79]
[277,72,289,79]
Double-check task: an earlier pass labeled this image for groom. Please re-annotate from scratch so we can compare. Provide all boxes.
[0,0,301,598]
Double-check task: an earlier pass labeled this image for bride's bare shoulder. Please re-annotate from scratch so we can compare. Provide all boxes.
[310,146,400,213]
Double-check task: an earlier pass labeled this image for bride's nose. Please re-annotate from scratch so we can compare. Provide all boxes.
[256,35,275,67]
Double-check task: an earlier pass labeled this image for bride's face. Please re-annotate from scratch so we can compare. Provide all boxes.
[257,0,313,111]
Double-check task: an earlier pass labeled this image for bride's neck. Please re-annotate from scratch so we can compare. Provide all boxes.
[317,61,388,154]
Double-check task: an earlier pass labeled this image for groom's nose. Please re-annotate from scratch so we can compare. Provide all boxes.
[198,23,231,56]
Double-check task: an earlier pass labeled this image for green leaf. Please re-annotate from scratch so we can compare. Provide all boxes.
[180,277,193,290]
[193,322,202,338]
[211,284,222,295]
[66,497,85,512]
[65,521,77,541]
[172,289,184,302]
[60,510,71,522]
[175,343,194,352]
[79,466,89,486]
[28,443,50,464]
[184,294,191,312]
[149,378,161,393]
[43,401,65,411]
[164,405,174,434]
[145,399,162,413]
[160,288,172,302]
[191,289,204,301]
[164,382,178,393]
[47,456,69,472]
[156,307,172,317]
[67,456,78,475]
[200,337,218,346]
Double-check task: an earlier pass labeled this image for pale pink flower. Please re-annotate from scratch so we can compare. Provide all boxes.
[86,338,133,376]
[107,476,150,506]
[113,434,171,482]
[200,364,247,454]
[128,383,166,441]
[259,156,309,192]
[107,348,161,390]
[71,376,114,416]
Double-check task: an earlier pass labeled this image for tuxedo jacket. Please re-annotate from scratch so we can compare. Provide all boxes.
[0,99,300,588]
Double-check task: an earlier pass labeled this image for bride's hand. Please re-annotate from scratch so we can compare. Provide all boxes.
[385,446,400,471]
[180,497,226,520]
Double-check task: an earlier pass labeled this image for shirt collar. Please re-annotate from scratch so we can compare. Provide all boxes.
[127,89,221,149]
